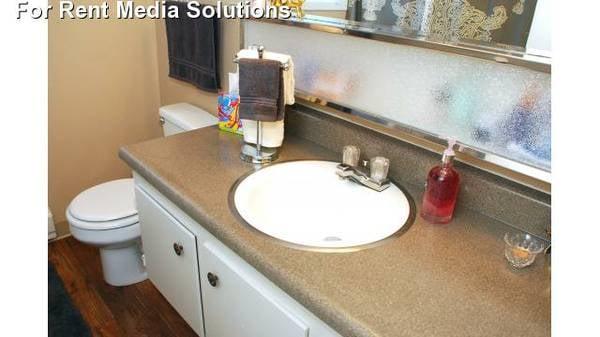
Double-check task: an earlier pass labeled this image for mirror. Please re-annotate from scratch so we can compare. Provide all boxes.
[245,2,551,183]
[302,0,550,55]
[249,0,551,183]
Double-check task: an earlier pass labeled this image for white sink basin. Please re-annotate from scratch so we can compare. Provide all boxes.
[232,160,414,251]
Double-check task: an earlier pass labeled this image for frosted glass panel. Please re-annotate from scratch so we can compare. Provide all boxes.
[244,21,550,171]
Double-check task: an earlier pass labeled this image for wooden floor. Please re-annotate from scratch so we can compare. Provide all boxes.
[49,236,198,337]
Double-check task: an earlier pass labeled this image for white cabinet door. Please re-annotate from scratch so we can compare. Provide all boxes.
[135,186,204,336]
[199,240,310,337]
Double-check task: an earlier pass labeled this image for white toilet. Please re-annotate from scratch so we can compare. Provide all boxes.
[67,103,218,286]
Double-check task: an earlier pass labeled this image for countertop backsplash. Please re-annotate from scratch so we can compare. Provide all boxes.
[286,105,551,241]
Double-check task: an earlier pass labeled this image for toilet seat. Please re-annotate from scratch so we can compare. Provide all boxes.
[67,178,138,231]
[67,214,141,247]
[67,210,139,231]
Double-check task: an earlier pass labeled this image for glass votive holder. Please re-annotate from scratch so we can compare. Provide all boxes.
[342,145,360,167]
[504,232,545,269]
[369,156,390,182]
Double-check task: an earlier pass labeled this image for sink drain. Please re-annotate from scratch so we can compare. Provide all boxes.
[323,236,342,242]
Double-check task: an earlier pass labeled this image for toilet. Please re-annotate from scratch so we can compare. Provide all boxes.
[67,103,218,286]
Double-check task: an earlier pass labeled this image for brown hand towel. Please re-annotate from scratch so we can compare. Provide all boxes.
[239,58,285,122]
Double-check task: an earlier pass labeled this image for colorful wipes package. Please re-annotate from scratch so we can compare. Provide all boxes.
[217,92,243,135]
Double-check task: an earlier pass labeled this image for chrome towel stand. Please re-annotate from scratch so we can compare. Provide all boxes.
[237,45,285,164]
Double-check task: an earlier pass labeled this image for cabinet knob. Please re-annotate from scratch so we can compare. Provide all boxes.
[173,243,184,256]
[207,272,219,287]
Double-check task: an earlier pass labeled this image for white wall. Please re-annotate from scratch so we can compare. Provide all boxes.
[527,0,552,55]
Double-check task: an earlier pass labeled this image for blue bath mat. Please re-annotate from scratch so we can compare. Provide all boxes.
[48,262,91,337]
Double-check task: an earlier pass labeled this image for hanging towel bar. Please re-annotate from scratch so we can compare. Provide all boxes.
[233,45,290,70]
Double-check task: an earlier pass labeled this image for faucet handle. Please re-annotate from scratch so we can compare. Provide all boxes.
[370,156,390,182]
[342,145,360,167]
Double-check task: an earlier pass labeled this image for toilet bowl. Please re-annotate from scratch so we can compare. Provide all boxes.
[67,178,146,286]
[66,103,218,287]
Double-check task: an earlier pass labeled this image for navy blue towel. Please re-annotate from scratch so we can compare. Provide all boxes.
[165,1,220,92]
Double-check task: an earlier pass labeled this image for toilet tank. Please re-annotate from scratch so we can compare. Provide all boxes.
[159,103,218,136]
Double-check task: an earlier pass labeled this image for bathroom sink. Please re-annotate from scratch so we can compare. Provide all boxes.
[231,160,414,251]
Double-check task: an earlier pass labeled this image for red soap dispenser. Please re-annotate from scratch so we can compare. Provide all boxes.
[421,139,460,224]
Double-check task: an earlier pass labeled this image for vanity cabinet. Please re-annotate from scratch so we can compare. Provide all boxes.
[199,239,309,337]
[135,186,205,336]
[134,174,342,337]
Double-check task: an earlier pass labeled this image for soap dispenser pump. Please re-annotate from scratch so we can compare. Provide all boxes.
[421,139,461,224]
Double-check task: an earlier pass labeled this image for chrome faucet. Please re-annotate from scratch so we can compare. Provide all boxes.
[336,145,391,192]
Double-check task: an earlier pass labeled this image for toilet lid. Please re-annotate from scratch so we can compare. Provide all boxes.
[69,178,137,222]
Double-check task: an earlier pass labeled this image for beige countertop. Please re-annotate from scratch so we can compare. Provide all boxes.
[120,126,550,337]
